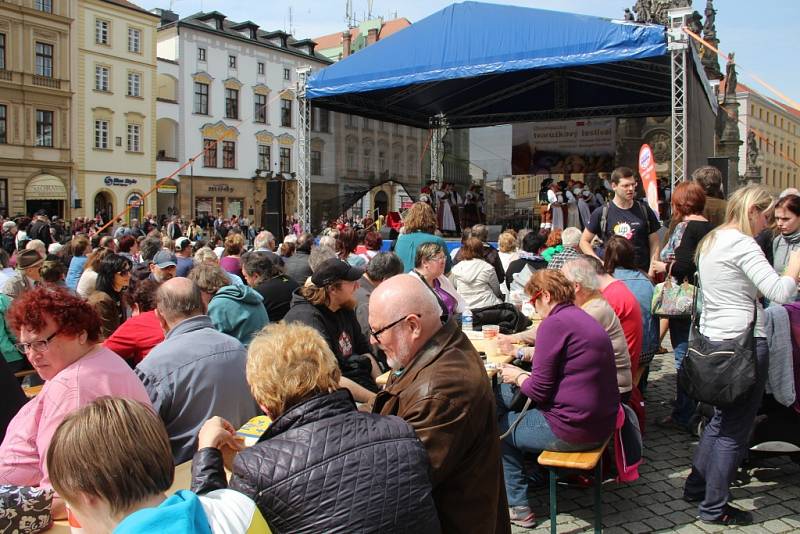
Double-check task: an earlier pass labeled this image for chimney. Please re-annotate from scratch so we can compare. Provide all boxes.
[342,30,352,58]
[367,27,378,46]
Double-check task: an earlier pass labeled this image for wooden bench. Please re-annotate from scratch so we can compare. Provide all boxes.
[537,437,611,534]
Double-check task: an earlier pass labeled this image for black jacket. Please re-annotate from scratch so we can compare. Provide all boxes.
[283,251,312,284]
[191,389,440,534]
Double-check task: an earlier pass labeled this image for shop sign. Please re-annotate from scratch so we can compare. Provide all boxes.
[104,176,138,187]
[208,184,234,193]
[158,185,178,194]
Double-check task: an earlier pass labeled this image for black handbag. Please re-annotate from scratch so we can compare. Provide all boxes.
[678,273,758,408]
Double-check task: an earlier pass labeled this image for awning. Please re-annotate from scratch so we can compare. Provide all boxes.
[307,2,670,129]
[26,174,67,200]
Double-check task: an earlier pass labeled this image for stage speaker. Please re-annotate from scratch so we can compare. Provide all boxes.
[262,180,285,241]
[707,157,730,196]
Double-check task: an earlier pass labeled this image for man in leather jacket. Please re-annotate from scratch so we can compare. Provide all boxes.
[370,275,511,534]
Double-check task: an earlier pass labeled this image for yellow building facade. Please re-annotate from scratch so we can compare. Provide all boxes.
[74,0,158,223]
[0,0,74,218]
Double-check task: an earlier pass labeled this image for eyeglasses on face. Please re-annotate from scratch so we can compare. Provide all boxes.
[15,329,61,354]
[369,313,419,343]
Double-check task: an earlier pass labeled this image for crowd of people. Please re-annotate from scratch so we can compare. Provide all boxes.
[0,164,799,532]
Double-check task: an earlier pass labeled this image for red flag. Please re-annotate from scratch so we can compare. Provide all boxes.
[638,144,659,218]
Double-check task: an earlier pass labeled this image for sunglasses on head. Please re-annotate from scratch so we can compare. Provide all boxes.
[529,288,543,304]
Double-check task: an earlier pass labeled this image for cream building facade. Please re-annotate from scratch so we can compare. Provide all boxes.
[0,0,74,218]
[74,0,159,223]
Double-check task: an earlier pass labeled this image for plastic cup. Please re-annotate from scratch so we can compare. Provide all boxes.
[484,338,498,359]
[482,325,500,339]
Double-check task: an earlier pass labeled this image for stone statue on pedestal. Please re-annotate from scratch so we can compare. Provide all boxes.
[724,53,737,100]
[633,0,690,25]
[700,0,723,80]
[624,8,635,21]
[745,131,762,184]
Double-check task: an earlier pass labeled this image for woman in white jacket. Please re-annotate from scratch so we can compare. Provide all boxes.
[684,184,800,526]
[451,237,503,310]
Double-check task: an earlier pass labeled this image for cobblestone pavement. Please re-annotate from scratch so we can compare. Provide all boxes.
[510,342,800,533]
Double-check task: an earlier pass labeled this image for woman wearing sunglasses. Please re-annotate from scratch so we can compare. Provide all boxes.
[497,269,619,528]
[87,253,133,340]
[0,286,150,520]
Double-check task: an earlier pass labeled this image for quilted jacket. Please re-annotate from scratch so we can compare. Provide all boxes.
[191,389,440,534]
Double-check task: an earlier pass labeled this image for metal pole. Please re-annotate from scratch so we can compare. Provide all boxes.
[668,7,691,190]
[429,113,448,186]
[296,67,312,232]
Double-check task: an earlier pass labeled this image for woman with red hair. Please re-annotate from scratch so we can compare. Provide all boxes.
[0,286,150,519]
[652,181,712,430]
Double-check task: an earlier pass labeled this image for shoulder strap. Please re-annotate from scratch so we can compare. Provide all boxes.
[636,200,652,234]
[600,202,610,236]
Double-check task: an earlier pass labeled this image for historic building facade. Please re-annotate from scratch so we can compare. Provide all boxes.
[154,9,334,229]
[0,0,74,218]
[74,0,159,223]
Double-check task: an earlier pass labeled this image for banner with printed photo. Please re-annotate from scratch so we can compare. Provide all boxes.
[511,118,616,177]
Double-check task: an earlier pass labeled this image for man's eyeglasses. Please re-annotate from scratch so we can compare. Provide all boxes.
[369,313,418,343]
[15,330,61,354]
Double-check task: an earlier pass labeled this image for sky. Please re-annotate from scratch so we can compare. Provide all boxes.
[138,0,799,179]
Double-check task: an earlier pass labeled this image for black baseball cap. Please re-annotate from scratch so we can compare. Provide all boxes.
[311,258,363,287]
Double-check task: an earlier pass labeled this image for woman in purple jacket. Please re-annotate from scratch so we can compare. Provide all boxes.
[498,269,620,528]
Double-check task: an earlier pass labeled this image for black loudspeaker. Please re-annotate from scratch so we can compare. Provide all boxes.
[707,157,730,195]
[262,180,285,241]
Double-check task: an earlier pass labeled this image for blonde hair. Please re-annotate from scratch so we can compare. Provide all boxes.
[247,322,341,417]
[193,246,219,265]
[224,232,245,255]
[46,397,173,516]
[696,184,774,262]
[498,232,517,253]
[160,236,174,252]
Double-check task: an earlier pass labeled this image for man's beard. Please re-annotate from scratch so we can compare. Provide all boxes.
[386,343,413,371]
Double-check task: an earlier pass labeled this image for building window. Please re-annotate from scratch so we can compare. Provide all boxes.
[280,147,291,173]
[95,19,110,45]
[198,47,206,61]
[228,55,237,69]
[283,68,290,81]
[35,42,53,77]
[194,82,208,115]
[363,148,371,171]
[254,94,267,123]
[94,120,108,149]
[95,65,109,91]
[378,150,386,172]
[194,82,209,114]
[319,108,330,133]
[127,124,140,152]
[346,114,355,128]
[0,105,6,144]
[0,34,5,70]
[346,146,356,170]
[222,141,235,169]
[0,178,7,213]
[203,138,217,167]
[35,0,52,12]
[393,153,401,174]
[127,72,141,97]
[311,150,321,176]
[257,62,265,75]
[35,110,53,147]
[280,98,292,127]
[363,117,371,130]
[128,28,141,53]
[258,144,270,170]
[225,88,238,119]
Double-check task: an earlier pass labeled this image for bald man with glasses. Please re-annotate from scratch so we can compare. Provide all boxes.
[369,275,510,534]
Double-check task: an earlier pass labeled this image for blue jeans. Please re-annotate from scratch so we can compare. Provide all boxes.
[496,383,601,507]
[669,317,695,426]
[683,337,768,520]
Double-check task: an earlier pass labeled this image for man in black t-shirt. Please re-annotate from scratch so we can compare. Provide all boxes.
[580,166,661,275]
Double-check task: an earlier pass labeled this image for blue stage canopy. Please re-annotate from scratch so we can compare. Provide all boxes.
[307,2,671,129]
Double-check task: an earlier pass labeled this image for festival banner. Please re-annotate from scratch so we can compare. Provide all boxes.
[638,144,659,217]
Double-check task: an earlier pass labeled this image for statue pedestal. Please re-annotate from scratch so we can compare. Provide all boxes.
[743,167,762,185]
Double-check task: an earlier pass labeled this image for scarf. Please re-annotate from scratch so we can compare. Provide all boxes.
[773,229,800,275]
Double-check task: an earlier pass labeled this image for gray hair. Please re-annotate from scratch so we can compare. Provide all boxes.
[156,279,204,323]
[561,227,582,247]
[254,231,275,250]
[366,252,404,282]
[140,236,163,262]
[318,235,336,249]
[309,246,337,273]
[471,224,488,241]
[561,257,600,291]
[193,246,218,265]
[242,250,279,278]
[26,239,46,256]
